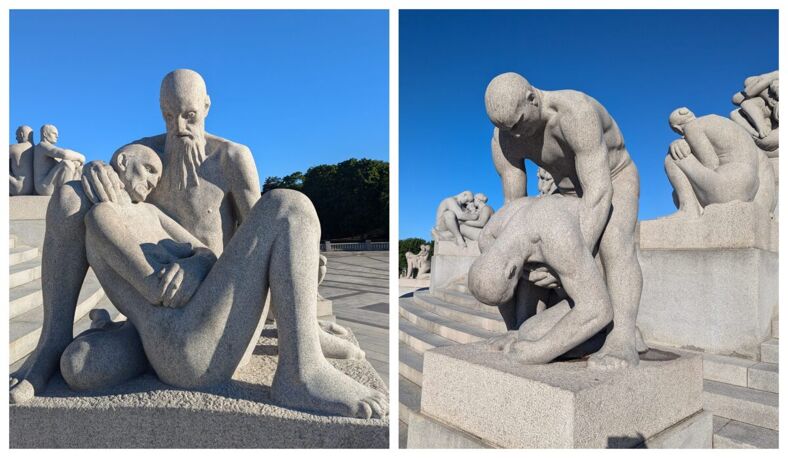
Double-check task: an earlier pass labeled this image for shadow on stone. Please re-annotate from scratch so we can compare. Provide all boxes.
[607,432,647,448]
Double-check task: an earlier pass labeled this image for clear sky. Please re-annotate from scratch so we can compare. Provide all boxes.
[399,10,778,240]
[10,10,389,182]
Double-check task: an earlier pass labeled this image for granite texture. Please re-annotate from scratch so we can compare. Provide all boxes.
[428,240,480,294]
[11,328,389,448]
[9,195,52,220]
[483,72,643,370]
[419,342,703,448]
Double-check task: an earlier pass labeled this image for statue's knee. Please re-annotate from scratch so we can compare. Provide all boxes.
[60,339,95,390]
[263,188,318,225]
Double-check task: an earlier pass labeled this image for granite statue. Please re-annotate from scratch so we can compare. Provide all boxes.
[405,244,431,279]
[484,72,642,369]
[469,195,615,366]
[664,107,776,218]
[459,193,495,241]
[537,167,557,196]
[730,70,779,155]
[10,125,35,196]
[10,69,387,420]
[433,190,476,247]
[33,124,86,196]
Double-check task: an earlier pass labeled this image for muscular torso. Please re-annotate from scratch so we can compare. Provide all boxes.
[688,115,760,166]
[498,90,631,195]
[33,142,59,179]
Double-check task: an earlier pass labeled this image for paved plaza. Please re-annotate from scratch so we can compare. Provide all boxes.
[320,251,390,385]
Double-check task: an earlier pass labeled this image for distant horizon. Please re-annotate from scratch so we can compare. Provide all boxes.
[399,9,778,240]
[10,10,389,185]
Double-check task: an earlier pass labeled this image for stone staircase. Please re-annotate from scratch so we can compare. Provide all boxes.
[399,284,779,448]
[9,233,121,371]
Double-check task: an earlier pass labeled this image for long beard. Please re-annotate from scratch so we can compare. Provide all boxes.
[164,131,207,189]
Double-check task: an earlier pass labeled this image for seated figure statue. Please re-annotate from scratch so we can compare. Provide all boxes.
[33,124,86,196]
[10,125,35,196]
[458,193,495,241]
[405,244,431,279]
[664,107,776,219]
[468,194,618,368]
[730,70,779,155]
[10,69,385,420]
[432,190,477,247]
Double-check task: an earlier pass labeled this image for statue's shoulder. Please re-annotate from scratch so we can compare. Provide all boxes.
[205,133,254,166]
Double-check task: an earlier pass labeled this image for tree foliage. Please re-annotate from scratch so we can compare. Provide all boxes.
[398,237,434,274]
[262,158,389,241]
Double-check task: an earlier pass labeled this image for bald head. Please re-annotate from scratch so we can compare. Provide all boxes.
[160,69,210,111]
[16,125,33,143]
[485,72,541,134]
[40,124,58,144]
[669,107,696,135]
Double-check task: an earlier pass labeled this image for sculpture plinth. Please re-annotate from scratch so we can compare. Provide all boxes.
[9,195,51,221]
[409,343,708,448]
[638,202,778,358]
[10,328,388,448]
[428,239,480,293]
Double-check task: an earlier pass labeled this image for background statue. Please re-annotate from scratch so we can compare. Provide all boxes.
[405,244,431,279]
[730,70,779,155]
[33,124,86,196]
[664,107,776,218]
[458,193,495,241]
[11,69,387,420]
[432,190,476,247]
[484,72,642,369]
[10,125,35,195]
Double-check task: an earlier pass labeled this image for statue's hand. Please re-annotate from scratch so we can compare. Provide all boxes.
[527,266,561,289]
[81,160,125,204]
[668,139,692,161]
[487,331,518,351]
[158,254,212,308]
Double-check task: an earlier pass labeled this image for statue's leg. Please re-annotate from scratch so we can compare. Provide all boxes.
[588,165,642,370]
[678,157,757,205]
[60,320,149,391]
[459,224,481,241]
[662,154,702,218]
[740,98,771,138]
[731,108,760,138]
[35,162,70,196]
[441,212,466,247]
[11,183,90,404]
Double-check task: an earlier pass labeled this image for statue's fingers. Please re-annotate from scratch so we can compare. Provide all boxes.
[109,168,125,190]
[81,175,99,204]
[96,166,118,203]
[90,168,111,203]
[158,263,181,297]
[162,270,183,307]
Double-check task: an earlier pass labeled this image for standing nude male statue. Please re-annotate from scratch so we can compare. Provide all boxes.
[33,124,86,196]
[10,125,35,195]
[664,107,776,218]
[10,69,386,419]
[484,72,642,368]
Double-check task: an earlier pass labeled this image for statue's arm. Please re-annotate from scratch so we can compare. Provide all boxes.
[463,208,493,228]
[42,144,85,163]
[683,124,719,168]
[492,129,527,202]
[85,204,163,305]
[755,128,779,155]
[155,207,218,263]
[225,145,261,225]
[560,112,612,252]
[744,71,779,98]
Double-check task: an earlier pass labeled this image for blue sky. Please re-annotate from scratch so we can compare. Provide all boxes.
[10,10,389,183]
[399,10,778,239]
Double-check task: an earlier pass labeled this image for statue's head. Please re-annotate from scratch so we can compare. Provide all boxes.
[160,69,211,141]
[16,125,33,144]
[669,107,696,135]
[40,124,58,144]
[474,193,488,206]
[485,72,541,137]
[111,144,163,203]
[469,240,523,305]
[457,190,473,205]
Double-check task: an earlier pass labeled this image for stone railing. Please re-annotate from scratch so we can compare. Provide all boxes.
[320,240,389,251]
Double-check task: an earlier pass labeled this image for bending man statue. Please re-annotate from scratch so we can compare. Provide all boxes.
[10,69,387,419]
[484,72,642,369]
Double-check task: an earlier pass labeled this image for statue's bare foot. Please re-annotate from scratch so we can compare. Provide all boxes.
[319,320,349,337]
[319,328,365,360]
[89,308,115,330]
[486,331,517,351]
[271,359,388,419]
[587,336,639,370]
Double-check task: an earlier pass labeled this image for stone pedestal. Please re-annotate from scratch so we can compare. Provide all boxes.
[429,239,480,293]
[399,277,430,289]
[411,342,707,448]
[637,202,778,359]
[10,327,388,448]
[9,195,51,221]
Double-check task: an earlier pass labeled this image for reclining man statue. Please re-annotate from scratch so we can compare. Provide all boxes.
[33,124,86,196]
[10,69,386,419]
[664,107,776,219]
[484,72,642,369]
[468,194,614,366]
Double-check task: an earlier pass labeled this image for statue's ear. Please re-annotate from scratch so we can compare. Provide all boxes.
[116,152,127,171]
[204,95,211,117]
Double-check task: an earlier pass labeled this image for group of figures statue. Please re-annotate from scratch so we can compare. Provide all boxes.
[432,190,495,247]
[9,124,86,196]
[455,70,778,370]
[9,69,387,420]
[403,244,431,279]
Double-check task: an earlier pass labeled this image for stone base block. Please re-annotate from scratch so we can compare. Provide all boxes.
[399,277,430,289]
[407,410,712,449]
[638,247,777,358]
[10,327,388,448]
[9,195,51,221]
[638,201,777,252]
[418,343,703,448]
[429,239,479,293]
